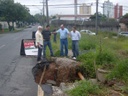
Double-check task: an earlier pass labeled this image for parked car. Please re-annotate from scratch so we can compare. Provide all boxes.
[80,30,96,35]
[118,32,128,37]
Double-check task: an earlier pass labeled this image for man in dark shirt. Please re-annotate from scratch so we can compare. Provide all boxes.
[42,25,54,58]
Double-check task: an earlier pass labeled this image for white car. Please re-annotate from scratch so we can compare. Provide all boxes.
[118,32,128,37]
[80,30,96,35]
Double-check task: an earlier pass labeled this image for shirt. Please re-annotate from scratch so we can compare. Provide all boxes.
[56,28,69,39]
[42,29,51,41]
[70,30,81,40]
[35,30,43,46]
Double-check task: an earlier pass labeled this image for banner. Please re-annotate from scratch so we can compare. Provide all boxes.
[20,39,43,56]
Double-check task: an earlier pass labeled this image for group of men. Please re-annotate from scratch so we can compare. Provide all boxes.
[35,24,81,63]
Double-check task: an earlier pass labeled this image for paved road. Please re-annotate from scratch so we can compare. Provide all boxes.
[0,26,38,96]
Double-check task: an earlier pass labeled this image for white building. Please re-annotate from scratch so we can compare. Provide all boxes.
[79,3,91,15]
[103,0,114,18]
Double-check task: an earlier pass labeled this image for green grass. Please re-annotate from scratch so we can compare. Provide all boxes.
[67,80,106,96]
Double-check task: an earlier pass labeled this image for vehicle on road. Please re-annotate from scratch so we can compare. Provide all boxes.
[80,30,96,35]
[118,32,128,37]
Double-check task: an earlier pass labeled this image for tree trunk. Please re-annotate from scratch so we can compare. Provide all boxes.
[7,21,11,31]
[12,21,15,30]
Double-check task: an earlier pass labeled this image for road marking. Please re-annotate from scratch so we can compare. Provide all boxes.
[0,45,5,49]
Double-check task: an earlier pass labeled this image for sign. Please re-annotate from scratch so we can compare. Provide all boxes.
[20,39,43,56]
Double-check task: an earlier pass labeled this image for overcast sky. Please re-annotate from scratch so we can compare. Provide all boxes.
[14,0,127,16]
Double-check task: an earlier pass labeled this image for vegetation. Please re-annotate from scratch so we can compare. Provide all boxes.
[107,59,128,83]
[67,80,106,96]
[0,0,38,31]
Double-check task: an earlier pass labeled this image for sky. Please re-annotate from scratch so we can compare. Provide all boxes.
[14,0,128,16]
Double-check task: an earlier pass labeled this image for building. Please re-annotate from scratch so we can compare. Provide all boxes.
[103,0,114,18]
[79,3,91,15]
[114,4,123,19]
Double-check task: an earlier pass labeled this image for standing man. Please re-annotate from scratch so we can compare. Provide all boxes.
[42,25,54,58]
[55,24,69,57]
[35,26,43,63]
[70,26,81,59]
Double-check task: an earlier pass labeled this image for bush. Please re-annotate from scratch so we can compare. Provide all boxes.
[77,52,96,78]
[107,59,128,83]
[67,80,104,96]
[96,50,116,70]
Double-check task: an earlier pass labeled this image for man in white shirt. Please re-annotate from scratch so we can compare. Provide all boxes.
[35,26,43,63]
[70,26,81,59]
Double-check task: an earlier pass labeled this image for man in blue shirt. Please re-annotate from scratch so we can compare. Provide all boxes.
[56,24,69,56]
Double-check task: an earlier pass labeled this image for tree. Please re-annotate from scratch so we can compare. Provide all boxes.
[34,14,46,25]
[0,0,35,31]
[90,12,107,21]
[120,13,128,28]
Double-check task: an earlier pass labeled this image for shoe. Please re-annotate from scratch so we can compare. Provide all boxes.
[72,57,76,60]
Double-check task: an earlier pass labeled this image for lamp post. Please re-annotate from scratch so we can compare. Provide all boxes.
[96,0,98,35]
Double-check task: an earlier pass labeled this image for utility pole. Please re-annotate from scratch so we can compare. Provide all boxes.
[43,0,45,27]
[46,0,49,25]
[74,0,77,24]
[41,0,45,26]
[96,0,98,35]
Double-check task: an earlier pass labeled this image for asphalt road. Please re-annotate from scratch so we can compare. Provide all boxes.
[0,25,38,96]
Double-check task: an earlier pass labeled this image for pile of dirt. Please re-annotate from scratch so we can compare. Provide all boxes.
[32,57,80,86]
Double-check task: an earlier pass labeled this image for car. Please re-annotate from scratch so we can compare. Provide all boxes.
[80,30,96,35]
[27,25,32,28]
[118,32,128,37]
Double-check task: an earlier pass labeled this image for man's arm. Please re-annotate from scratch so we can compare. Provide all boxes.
[78,31,81,39]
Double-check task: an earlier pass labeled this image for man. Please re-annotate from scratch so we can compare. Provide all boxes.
[35,26,43,63]
[42,25,54,58]
[70,26,81,59]
[55,24,69,56]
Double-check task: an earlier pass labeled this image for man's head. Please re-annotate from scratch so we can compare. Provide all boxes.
[60,24,64,30]
[46,25,50,30]
[38,26,43,31]
[72,26,76,32]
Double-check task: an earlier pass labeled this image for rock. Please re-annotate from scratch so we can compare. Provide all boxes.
[52,86,67,96]
[89,79,98,85]
[59,82,76,91]
[47,80,57,85]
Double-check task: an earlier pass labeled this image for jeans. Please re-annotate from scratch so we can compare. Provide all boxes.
[37,45,43,61]
[60,38,68,56]
[43,40,53,58]
[72,40,79,57]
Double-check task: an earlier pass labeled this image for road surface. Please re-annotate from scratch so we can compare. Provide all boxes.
[0,26,38,96]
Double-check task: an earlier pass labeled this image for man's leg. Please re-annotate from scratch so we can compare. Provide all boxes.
[64,39,68,56]
[37,46,42,61]
[43,41,47,58]
[72,41,76,57]
[60,39,64,56]
[75,41,79,57]
[47,41,54,56]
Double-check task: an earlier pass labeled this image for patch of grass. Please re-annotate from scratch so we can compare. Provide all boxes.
[96,49,116,70]
[107,59,128,83]
[77,51,96,78]
[67,80,105,96]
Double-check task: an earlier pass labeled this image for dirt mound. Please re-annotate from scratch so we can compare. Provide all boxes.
[32,57,80,85]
